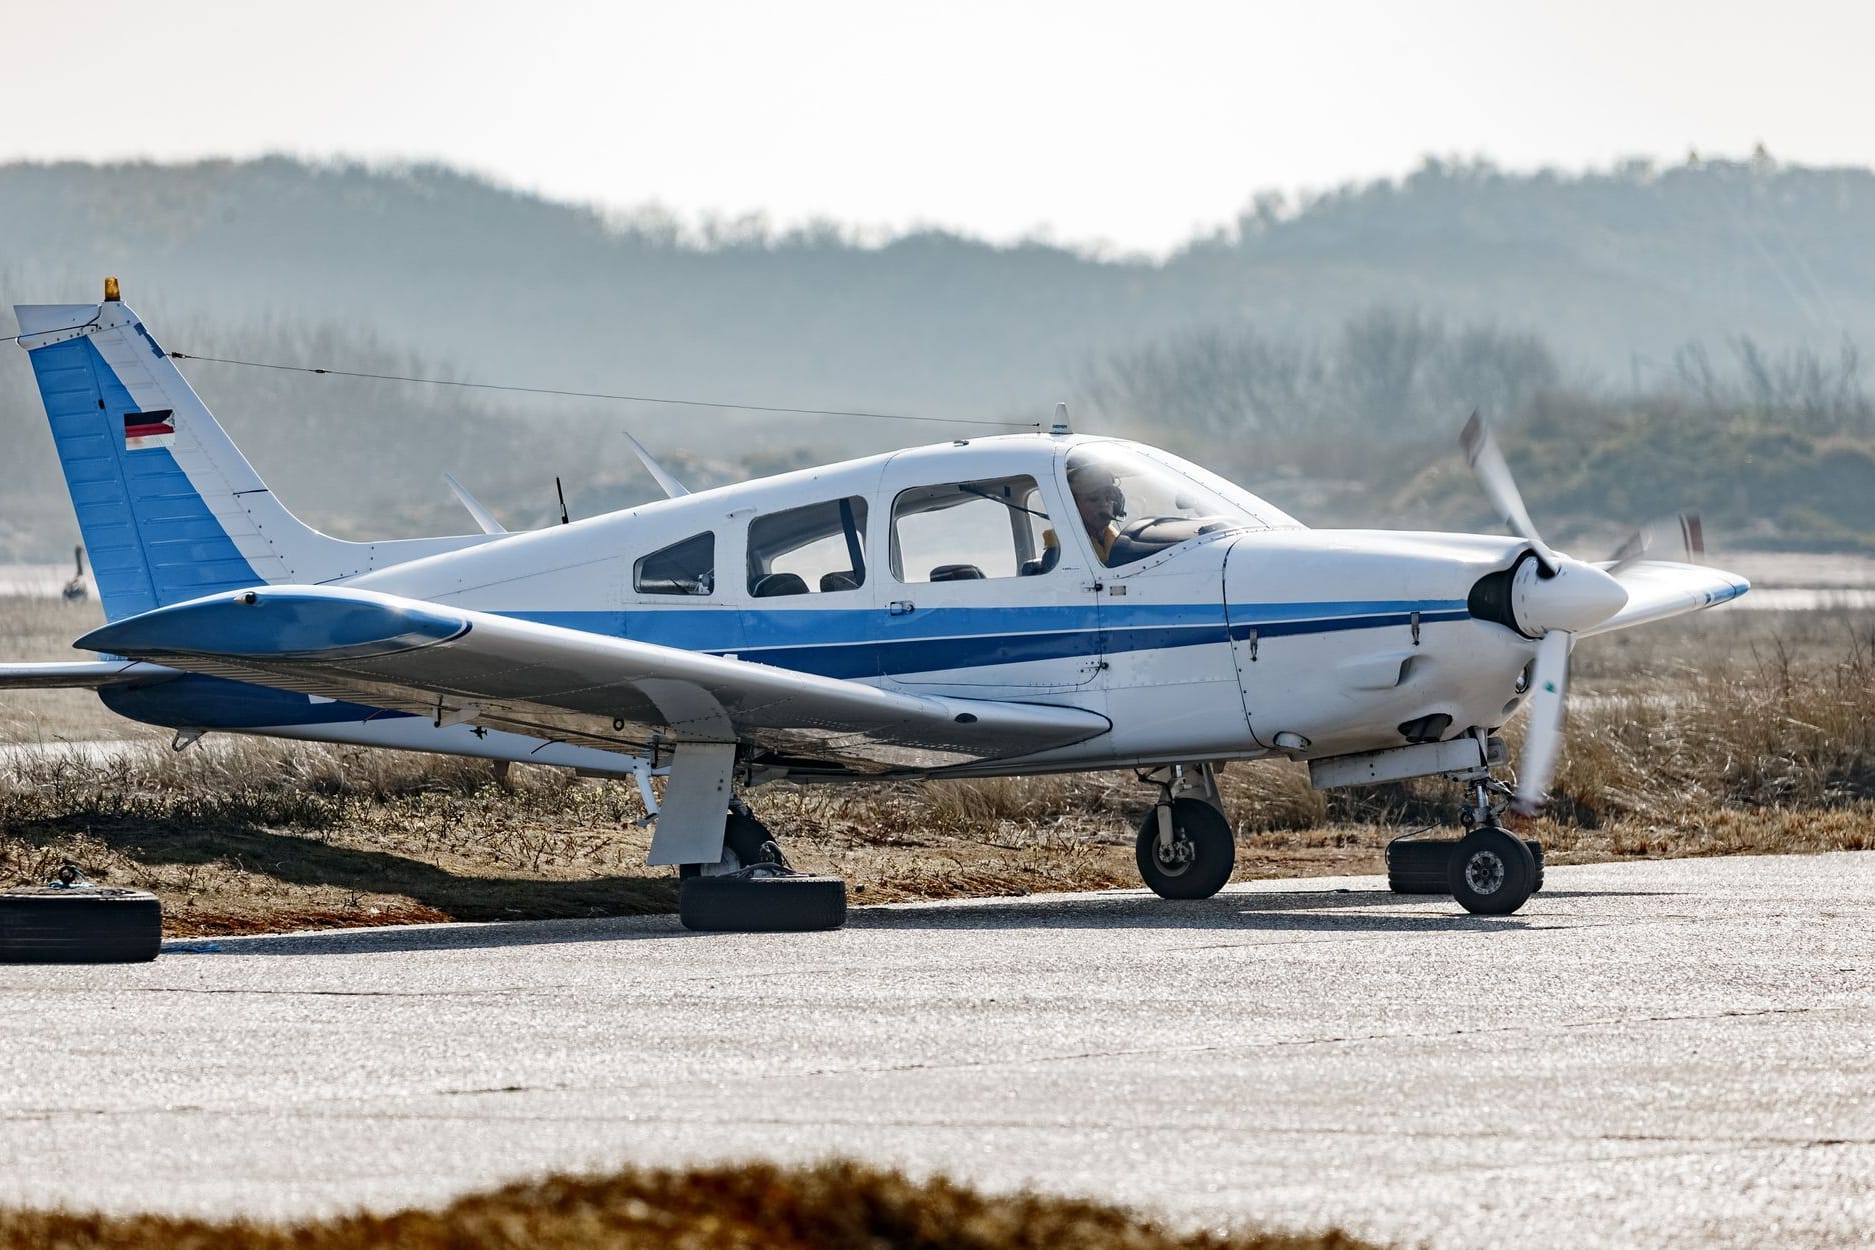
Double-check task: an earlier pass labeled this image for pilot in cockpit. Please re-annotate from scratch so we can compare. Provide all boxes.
[1067,463,1127,563]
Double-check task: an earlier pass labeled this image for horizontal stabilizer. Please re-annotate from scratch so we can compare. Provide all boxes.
[77,586,1111,773]
[1581,561,1749,637]
[0,660,182,690]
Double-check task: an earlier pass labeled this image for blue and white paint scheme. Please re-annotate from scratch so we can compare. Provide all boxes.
[2,286,1748,909]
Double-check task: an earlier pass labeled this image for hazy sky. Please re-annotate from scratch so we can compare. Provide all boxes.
[8,0,1872,254]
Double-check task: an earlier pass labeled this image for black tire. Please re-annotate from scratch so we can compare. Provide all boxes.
[1386,838,1457,894]
[1447,826,1537,916]
[1389,837,1542,894]
[679,874,847,932]
[1135,798,1235,900]
[0,888,162,964]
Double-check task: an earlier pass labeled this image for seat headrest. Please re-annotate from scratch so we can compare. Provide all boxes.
[752,572,810,597]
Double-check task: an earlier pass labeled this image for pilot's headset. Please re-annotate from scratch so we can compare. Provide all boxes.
[1068,464,1127,517]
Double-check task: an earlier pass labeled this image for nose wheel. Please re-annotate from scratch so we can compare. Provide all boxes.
[1386,769,1543,914]
[1452,775,1538,915]
[1447,823,1538,915]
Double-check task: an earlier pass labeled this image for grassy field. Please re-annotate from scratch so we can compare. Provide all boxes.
[2,595,1872,934]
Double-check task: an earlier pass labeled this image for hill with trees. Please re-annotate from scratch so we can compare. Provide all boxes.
[3,153,1874,557]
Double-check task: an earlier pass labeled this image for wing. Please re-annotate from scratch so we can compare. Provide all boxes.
[1581,560,1749,638]
[0,660,182,689]
[74,586,1112,775]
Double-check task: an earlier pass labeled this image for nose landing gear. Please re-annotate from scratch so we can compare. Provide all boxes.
[1386,775,1541,915]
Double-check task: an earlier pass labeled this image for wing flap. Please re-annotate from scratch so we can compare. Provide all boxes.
[0,660,182,690]
[1581,560,1749,638]
[76,586,1111,771]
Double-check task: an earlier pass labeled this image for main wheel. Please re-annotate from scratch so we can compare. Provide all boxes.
[1447,825,1537,916]
[679,874,847,932]
[1134,798,1235,900]
[1389,837,1543,895]
[0,887,162,964]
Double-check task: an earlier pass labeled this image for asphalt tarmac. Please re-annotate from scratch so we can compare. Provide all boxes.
[2,852,1871,1249]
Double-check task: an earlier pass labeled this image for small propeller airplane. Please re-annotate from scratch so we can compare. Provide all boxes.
[1,283,1748,929]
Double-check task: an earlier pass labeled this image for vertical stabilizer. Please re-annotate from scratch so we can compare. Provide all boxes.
[14,291,494,622]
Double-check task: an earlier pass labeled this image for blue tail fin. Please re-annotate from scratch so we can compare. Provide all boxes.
[15,291,493,622]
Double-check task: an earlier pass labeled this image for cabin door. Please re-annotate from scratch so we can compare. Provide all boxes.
[874,453,1103,693]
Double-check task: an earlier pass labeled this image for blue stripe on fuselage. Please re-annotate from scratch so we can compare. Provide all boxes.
[501,600,1471,679]
[105,598,1472,732]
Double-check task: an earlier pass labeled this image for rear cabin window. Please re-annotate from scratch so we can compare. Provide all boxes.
[633,531,715,596]
[746,497,869,597]
[890,475,1055,583]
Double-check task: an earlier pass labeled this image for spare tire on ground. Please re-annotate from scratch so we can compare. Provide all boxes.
[0,887,162,963]
[1386,837,1544,895]
[679,872,847,932]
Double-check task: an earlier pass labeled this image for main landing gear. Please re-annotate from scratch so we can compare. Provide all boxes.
[677,800,847,933]
[1134,764,1235,900]
[1386,777,1543,915]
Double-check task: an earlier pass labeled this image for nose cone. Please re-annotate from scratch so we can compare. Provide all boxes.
[1512,556,1629,635]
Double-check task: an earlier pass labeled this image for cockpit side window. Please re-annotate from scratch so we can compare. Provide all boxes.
[747,497,869,596]
[1065,445,1256,568]
[634,531,715,596]
[890,475,1055,583]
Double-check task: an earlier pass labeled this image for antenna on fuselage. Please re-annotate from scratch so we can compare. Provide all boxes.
[555,476,570,525]
[1048,402,1073,435]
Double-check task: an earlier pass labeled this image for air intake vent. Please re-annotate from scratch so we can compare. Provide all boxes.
[1398,713,1453,744]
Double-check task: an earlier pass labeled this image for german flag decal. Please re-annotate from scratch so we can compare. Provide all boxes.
[124,409,176,451]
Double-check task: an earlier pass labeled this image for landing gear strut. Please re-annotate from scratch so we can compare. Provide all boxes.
[1134,764,1235,900]
[677,800,846,932]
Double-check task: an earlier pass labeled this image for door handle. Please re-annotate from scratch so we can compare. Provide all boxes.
[888,600,916,615]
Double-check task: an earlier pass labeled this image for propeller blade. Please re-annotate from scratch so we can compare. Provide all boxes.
[1512,629,1572,815]
[1605,512,1703,572]
[1461,412,1560,575]
[443,472,507,535]
[624,431,691,499]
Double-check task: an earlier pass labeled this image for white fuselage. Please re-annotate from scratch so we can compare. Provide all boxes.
[316,434,1542,777]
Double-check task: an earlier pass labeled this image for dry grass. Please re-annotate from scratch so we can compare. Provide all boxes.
[0,594,138,745]
[0,1160,1380,1250]
[0,740,669,934]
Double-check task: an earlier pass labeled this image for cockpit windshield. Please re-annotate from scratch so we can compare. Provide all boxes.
[1064,442,1298,568]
